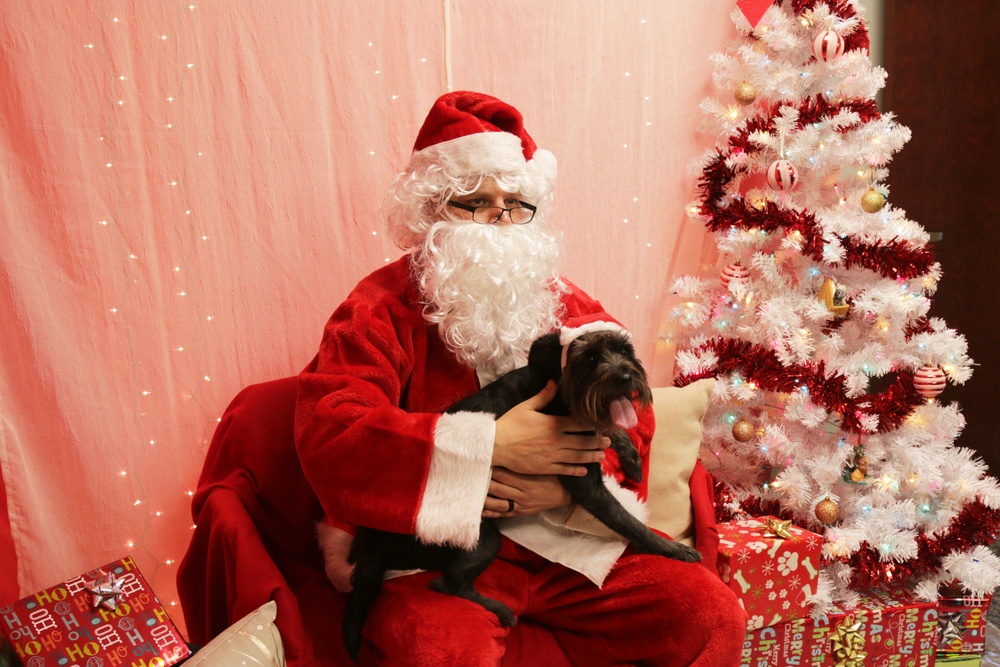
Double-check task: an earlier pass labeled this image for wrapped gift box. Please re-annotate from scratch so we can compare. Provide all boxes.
[740,587,939,666]
[937,591,993,654]
[937,654,983,666]
[718,515,823,629]
[0,556,190,666]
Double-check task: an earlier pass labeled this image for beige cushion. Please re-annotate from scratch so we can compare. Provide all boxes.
[185,600,285,666]
[646,378,715,545]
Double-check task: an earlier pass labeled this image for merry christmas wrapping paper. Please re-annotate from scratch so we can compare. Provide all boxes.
[740,587,940,666]
[0,556,190,666]
[718,515,822,629]
[936,654,982,666]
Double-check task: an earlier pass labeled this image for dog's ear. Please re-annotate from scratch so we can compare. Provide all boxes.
[527,332,563,381]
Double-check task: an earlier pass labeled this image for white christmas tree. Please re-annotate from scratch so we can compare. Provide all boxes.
[664,0,1000,607]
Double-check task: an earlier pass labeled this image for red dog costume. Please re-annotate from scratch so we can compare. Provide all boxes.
[178,92,747,666]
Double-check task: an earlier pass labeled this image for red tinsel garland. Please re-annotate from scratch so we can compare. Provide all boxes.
[713,486,1000,591]
[676,336,926,434]
[782,0,870,54]
[905,316,935,340]
[696,96,935,281]
[846,500,1000,589]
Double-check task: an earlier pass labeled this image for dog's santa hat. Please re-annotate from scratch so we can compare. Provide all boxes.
[405,91,557,197]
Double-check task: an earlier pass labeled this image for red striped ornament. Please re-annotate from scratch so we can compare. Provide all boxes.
[812,30,845,62]
[767,159,798,191]
[721,261,751,288]
[913,366,947,398]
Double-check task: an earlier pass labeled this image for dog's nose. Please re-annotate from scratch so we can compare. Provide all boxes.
[616,372,633,388]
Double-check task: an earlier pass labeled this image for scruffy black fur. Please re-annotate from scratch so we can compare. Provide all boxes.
[342,330,702,661]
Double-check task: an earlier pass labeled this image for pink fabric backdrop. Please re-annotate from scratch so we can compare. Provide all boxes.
[0,1,735,635]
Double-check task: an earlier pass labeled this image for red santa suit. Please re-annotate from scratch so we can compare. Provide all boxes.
[294,253,747,666]
[179,90,747,667]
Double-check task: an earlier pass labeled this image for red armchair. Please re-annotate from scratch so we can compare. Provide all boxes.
[177,377,723,666]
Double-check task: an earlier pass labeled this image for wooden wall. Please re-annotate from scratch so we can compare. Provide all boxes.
[883,2,1000,473]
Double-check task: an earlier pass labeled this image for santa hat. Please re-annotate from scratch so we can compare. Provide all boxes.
[559,314,632,369]
[407,91,557,193]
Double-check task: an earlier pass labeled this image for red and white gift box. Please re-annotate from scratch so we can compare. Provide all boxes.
[718,515,823,629]
[0,556,190,666]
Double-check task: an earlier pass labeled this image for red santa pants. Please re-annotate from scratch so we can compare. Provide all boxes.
[359,539,747,667]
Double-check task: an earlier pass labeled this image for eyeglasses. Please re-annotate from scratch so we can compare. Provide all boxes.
[446,200,537,225]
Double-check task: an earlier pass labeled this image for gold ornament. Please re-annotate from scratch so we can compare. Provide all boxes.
[860,188,886,213]
[762,517,794,539]
[818,278,849,318]
[735,80,758,106]
[732,418,756,442]
[831,615,867,667]
[815,497,840,525]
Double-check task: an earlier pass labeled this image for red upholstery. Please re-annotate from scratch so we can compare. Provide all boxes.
[177,377,723,666]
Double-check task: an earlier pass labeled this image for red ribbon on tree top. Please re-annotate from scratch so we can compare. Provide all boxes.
[738,0,870,54]
[737,0,774,28]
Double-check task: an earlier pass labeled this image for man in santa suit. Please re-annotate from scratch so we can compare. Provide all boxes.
[295,91,746,666]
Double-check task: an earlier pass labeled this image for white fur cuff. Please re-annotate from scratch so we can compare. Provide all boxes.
[414,411,495,549]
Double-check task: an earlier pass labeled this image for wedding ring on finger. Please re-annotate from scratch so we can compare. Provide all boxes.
[507,499,515,513]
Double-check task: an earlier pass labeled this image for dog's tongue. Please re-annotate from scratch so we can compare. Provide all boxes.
[610,396,638,430]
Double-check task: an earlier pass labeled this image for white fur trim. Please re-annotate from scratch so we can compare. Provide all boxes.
[414,411,495,549]
[411,132,527,177]
[559,321,632,368]
[409,133,558,196]
[499,475,646,586]
[559,321,631,347]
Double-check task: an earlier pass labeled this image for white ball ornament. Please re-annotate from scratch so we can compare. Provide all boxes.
[767,159,798,191]
[812,30,845,62]
[720,261,750,288]
[913,366,947,398]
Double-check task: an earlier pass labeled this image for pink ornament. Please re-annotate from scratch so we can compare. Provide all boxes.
[812,30,845,62]
[721,262,750,288]
[767,159,798,191]
[913,366,947,398]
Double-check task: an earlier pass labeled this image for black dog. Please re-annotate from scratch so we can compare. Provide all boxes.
[341,330,702,661]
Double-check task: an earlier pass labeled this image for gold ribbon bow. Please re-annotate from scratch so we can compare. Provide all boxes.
[831,616,867,667]
[761,517,793,539]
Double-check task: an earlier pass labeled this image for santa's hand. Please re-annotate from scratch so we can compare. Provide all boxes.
[482,467,571,518]
[492,381,608,477]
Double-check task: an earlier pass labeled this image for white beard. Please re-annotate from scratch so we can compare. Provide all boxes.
[414,220,565,382]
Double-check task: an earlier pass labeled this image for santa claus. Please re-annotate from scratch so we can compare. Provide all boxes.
[295,91,746,666]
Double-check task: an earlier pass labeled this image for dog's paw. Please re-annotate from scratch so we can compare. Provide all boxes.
[491,603,518,628]
[671,544,702,563]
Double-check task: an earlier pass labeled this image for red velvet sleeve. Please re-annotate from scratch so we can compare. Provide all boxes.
[294,259,487,543]
[689,460,721,575]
